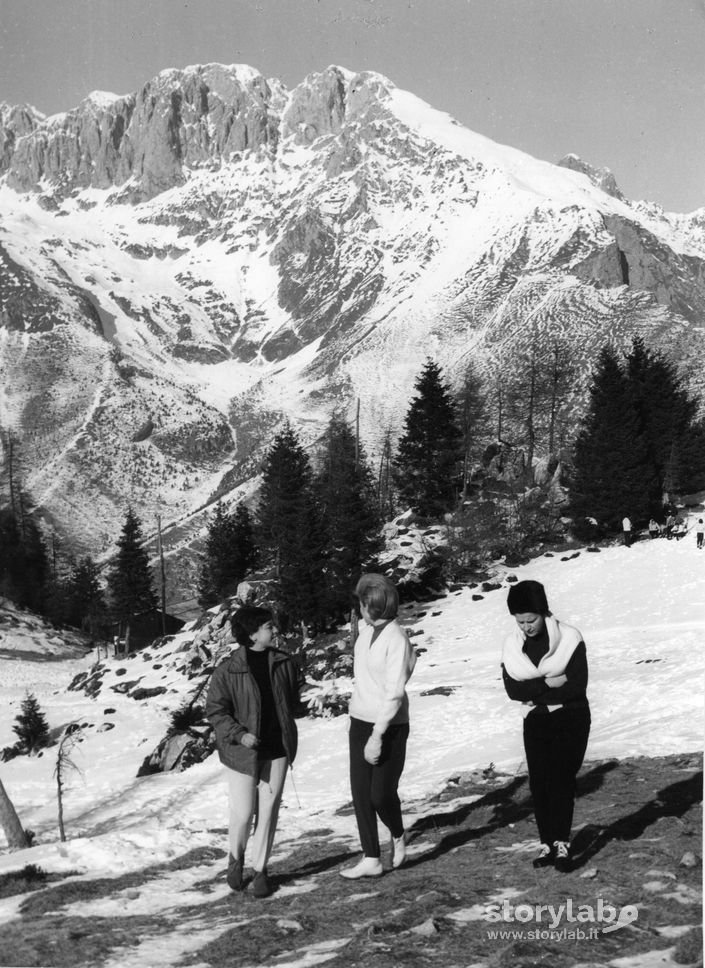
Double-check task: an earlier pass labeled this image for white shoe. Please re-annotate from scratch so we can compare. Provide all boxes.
[392,832,407,869]
[340,856,383,879]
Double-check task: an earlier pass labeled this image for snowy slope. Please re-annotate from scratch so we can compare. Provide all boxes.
[1,526,702,882]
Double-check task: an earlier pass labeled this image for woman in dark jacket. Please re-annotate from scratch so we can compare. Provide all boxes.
[501,580,590,873]
[205,605,302,898]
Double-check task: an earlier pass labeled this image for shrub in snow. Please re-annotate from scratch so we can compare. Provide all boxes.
[302,679,352,718]
[167,701,207,736]
[12,693,50,755]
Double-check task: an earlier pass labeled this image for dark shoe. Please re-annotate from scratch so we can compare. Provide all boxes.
[532,843,555,869]
[226,854,243,891]
[553,841,572,873]
[251,870,272,898]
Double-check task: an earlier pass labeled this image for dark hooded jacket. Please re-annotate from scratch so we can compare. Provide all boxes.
[205,646,302,776]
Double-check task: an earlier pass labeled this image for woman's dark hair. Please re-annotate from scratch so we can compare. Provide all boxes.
[506,580,550,617]
[355,573,399,621]
[231,606,274,646]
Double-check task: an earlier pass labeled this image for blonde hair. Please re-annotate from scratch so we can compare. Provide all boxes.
[355,573,399,621]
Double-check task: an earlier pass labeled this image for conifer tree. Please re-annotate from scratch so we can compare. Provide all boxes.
[13,693,50,755]
[315,415,382,620]
[394,359,463,516]
[570,345,656,537]
[257,425,324,627]
[0,505,49,612]
[107,508,157,642]
[67,557,107,636]
[198,503,259,607]
[625,337,705,499]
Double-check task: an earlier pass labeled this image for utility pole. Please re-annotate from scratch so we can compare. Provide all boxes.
[355,398,360,468]
[156,514,167,636]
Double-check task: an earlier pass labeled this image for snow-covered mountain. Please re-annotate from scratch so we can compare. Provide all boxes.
[1,64,704,588]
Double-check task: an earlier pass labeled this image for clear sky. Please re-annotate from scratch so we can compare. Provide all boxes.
[1,0,703,212]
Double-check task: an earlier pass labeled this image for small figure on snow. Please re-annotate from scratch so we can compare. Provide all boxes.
[205,606,303,899]
[622,515,633,547]
[340,574,417,880]
[665,513,676,539]
[696,519,704,550]
[673,519,687,541]
[648,518,661,539]
[501,580,590,874]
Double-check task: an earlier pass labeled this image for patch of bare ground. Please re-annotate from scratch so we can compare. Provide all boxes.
[0,754,700,968]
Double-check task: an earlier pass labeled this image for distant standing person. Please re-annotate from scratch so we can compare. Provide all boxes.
[665,513,676,539]
[205,606,302,899]
[340,574,417,879]
[696,519,704,550]
[648,518,660,540]
[622,515,632,547]
[501,580,590,873]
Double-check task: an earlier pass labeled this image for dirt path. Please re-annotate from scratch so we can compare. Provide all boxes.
[0,752,701,968]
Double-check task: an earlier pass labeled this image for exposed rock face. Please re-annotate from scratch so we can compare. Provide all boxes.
[558,153,625,200]
[4,66,280,200]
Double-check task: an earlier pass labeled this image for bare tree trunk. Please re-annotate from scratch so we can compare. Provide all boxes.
[57,767,66,842]
[350,609,359,651]
[156,514,167,636]
[0,776,28,849]
[355,398,360,469]
[7,434,16,516]
[526,361,536,481]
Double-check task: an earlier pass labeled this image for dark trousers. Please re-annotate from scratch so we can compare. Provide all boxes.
[523,706,591,845]
[349,717,409,858]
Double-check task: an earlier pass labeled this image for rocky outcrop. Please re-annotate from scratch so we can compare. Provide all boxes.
[280,66,348,144]
[4,65,280,200]
[558,153,624,200]
[0,103,42,170]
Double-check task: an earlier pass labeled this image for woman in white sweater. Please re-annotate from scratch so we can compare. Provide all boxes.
[340,574,417,879]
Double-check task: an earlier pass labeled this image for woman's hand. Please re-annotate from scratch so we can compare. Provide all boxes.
[363,732,383,765]
[241,733,260,748]
[545,674,567,688]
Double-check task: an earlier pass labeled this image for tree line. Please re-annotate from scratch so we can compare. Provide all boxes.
[1,335,704,637]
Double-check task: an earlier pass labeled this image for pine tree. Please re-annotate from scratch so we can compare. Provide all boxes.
[570,345,656,537]
[394,359,463,517]
[625,337,705,500]
[13,693,50,755]
[315,415,382,621]
[107,508,157,640]
[198,503,259,607]
[0,504,49,613]
[257,425,324,628]
[67,556,107,636]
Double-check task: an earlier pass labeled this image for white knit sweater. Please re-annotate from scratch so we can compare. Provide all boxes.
[348,619,417,733]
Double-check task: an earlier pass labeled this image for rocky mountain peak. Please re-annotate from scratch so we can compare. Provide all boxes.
[557,153,624,200]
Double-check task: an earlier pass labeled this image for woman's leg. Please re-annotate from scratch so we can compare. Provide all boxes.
[370,723,409,839]
[523,713,553,845]
[349,718,380,857]
[545,708,591,843]
[226,765,257,863]
[249,757,289,872]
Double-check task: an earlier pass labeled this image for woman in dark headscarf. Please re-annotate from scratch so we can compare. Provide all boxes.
[501,580,590,873]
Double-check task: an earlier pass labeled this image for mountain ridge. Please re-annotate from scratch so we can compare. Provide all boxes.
[0,63,703,598]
